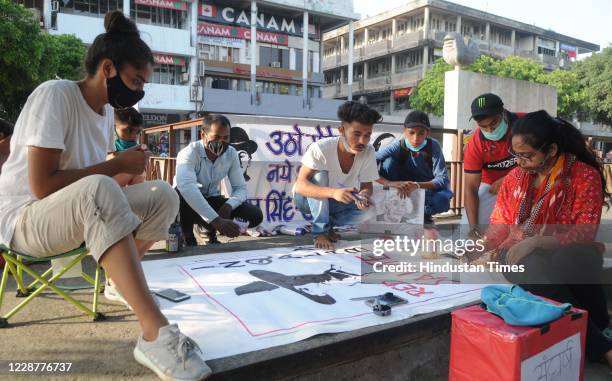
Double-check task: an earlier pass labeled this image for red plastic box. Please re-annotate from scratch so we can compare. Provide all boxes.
[449,304,587,381]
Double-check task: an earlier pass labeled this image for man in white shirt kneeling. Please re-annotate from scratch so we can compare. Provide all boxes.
[294,101,381,250]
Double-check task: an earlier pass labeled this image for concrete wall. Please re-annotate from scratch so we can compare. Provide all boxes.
[517,35,534,52]
[139,84,192,113]
[442,69,557,159]
[202,88,345,119]
[50,13,103,43]
[138,24,195,57]
[288,36,320,51]
[51,13,195,57]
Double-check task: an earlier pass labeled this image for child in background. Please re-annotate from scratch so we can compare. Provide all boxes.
[113,107,147,185]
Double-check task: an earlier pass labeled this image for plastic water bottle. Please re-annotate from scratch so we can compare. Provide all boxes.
[166,223,182,252]
[278,226,306,236]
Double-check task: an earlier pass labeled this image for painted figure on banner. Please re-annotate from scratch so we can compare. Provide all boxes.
[230,126,258,181]
[359,184,425,235]
[234,265,360,305]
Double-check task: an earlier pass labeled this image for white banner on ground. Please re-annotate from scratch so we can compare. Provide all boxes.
[142,242,483,360]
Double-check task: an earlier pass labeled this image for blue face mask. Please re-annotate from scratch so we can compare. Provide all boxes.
[405,138,427,152]
[115,131,138,151]
[481,118,508,141]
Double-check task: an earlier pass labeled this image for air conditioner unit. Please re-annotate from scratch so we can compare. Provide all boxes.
[198,51,209,60]
[51,1,59,12]
[270,62,281,68]
[180,72,189,84]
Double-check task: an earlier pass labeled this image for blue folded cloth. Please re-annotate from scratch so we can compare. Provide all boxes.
[481,285,572,326]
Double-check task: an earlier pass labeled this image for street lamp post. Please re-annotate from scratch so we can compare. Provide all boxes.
[190,78,202,118]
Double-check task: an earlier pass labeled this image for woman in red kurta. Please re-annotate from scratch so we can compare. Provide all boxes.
[487,150,603,254]
[484,110,611,365]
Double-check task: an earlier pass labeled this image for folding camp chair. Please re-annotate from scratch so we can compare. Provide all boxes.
[0,244,105,328]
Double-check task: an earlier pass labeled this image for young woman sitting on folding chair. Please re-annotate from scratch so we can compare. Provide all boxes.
[0,11,210,381]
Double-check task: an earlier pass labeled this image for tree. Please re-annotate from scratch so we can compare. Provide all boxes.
[574,47,612,126]
[539,69,585,119]
[45,34,87,81]
[0,0,46,121]
[0,0,85,122]
[409,59,452,116]
[485,55,544,82]
[409,53,589,119]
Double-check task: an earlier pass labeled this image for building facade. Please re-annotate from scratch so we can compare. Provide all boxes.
[321,0,600,117]
[15,0,358,128]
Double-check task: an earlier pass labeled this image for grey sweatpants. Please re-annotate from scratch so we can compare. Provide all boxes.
[11,175,179,261]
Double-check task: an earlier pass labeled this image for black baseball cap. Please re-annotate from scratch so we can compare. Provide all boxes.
[404,110,430,129]
[470,93,504,120]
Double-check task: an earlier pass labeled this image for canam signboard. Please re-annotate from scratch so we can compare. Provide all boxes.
[135,0,188,11]
[198,2,317,37]
[198,22,288,46]
[153,54,186,66]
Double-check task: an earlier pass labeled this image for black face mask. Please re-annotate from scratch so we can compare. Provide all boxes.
[207,140,229,157]
[107,73,145,109]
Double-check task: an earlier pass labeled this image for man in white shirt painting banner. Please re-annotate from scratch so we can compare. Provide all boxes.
[294,101,381,250]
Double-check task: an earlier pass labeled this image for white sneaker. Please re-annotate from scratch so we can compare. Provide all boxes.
[104,281,159,310]
[134,324,211,381]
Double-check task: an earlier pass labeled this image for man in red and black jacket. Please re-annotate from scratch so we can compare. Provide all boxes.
[462,93,523,238]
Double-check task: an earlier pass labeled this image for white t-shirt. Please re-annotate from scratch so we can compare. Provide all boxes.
[300,136,379,189]
[0,80,115,246]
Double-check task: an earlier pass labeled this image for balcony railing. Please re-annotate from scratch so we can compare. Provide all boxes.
[322,80,365,98]
[340,47,365,65]
[323,54,339,70]
[365,39,392,58]
[488,43,515,58]
[392,31,424,52]
[517,51,560,69]
[431,30,448,42]
[391,68,421,87]
[364,74,392,90]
